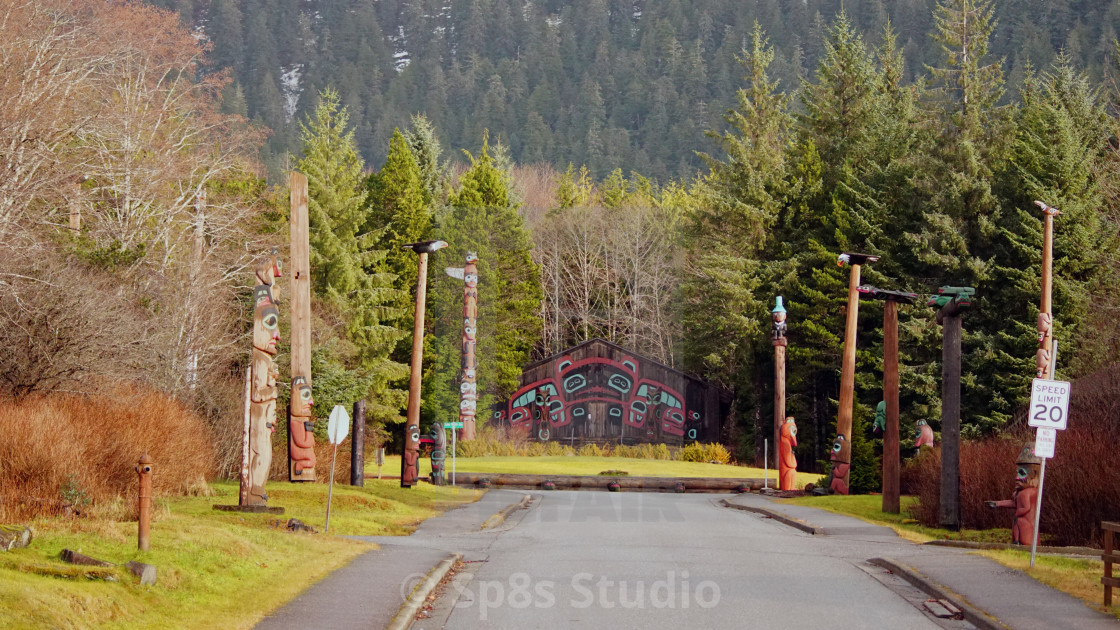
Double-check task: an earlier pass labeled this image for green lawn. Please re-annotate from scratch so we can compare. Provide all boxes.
[440,455,823,485]
[779,494,1011,543]
[0,479,479,629]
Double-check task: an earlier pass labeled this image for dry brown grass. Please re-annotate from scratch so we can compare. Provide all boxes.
[0,386,215,520]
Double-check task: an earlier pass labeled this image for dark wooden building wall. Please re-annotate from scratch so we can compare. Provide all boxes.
[494,339,729,447]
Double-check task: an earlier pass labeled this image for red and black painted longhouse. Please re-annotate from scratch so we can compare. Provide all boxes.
[494,339,730,446]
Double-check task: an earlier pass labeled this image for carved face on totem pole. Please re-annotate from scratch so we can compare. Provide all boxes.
[1036,312,1052,377]
[829,434,851,494]
[465,251,479,265]
[780,417,798,447]
[771,296,787,343]
[292,377,313,416]
[256,248,283,298]
[253,287,280,357]
[1015,444,1042,492]
[402,419,421,485]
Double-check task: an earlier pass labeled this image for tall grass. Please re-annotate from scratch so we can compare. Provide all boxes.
[0,387,215,520]
[902,367,1120,546]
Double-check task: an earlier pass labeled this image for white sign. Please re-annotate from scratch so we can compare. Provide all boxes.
[1034,427,1057,459]
[327,405,350,445]
[1028,378,1071,430]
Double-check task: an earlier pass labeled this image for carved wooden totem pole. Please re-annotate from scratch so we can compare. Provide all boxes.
[833,253,877,494]
[857,285,917,514]
[986,444,1043,544]
[429,421,447,486]
[930,285,974,530]
[256,248,282,302]
[829,434,851,495]
[778,417,797,491]
[915,420,935,449]
[1035,201,1061,378]
[771,296,787,470]
[288,376,317,480]
[248,285,280,506]
[401,240,447,488]
[445,252,479,441]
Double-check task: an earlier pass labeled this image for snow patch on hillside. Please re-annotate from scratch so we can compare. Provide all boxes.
[280,64,304,122]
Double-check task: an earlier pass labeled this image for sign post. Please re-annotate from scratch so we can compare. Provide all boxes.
[324,405,350,533]
[1027,345,1068,567]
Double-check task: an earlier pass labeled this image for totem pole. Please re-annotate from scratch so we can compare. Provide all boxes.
[288,376,317,481]
[857,285,917,514]
[929,285,974,530]
[771,296,787,469]
[247,286,280,506]
[833,253,878,494]
[1035,201,1061,379]
[985,444,1043,545]
[289,172,315,482]
[429,421,447,486]
[445,252,479,441]
[915,420,935,450]
[829,434,851,494]
[256,248,282,303]
[401,240,448,488]
[778,417,797,491]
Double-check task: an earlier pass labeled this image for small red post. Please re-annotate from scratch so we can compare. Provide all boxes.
[136,454,153,552]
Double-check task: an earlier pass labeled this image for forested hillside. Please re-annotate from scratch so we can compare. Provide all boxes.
[152,0,1120,181]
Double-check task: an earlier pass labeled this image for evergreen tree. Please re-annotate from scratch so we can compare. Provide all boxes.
[427,132,543,424]
[297,88,409,423]
[404,114,448,207]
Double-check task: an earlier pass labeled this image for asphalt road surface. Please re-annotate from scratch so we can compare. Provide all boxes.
[418,491,972,630]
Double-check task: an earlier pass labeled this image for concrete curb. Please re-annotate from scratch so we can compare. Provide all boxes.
[481,494,532,530]
[868,557,1006,630]
[386,552,462,630]
[923,539,1101,557]
[719,499,823,535]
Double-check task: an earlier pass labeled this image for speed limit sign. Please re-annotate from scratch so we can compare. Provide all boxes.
[1028,378,1071,430]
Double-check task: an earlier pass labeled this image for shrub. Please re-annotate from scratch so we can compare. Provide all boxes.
[653,444,672,460]
[578,443,604,457]
[0,387,216,520]
[525,442,546,457]
[544,441,567,456]
[677,442,730,464]
[614,444,637,458]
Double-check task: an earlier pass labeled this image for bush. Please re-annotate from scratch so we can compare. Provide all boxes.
[653,444,672,460]
[578,443,604,457]
[677,442,730,464]
[0,387,216,520]
[903,366,1120,546]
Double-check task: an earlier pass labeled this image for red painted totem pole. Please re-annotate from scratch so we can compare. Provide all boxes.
[247,285,280,506]
[986,444,1043,545]
[288,376,317,480]
[778,417,797,491]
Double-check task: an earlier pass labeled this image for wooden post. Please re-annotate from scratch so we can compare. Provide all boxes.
[351,400,365,486]
[239,366,251,507]
[1104,522,1118,607]
[289,172,312,386]
[939,307,963,530]
[882,300,901,514]
[136,454,152,552]
[772,296,788,470]
[835,253,876,493]
[403,252,428,487]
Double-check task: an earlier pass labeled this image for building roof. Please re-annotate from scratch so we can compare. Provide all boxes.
[523,338,708,387]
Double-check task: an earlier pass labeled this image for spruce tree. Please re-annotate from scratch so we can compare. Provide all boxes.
[297,88,409,423]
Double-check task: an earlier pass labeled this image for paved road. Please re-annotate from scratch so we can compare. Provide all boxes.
[421,492,964,630]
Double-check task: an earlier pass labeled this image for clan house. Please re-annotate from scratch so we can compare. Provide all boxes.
[493,339,730,446]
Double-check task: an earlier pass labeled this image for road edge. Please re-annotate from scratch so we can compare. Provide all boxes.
[867,557,1006,630]
[719,498,823,535]
[386,552,462,630]
[480,494,532,530]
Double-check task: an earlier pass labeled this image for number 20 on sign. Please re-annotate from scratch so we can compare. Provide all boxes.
[1028,378,1071,431]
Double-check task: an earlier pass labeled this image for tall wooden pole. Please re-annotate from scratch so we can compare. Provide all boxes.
[882,300,901,514]
[772,296,788,469]
[403,252,428,487]
[835,254,877,493]
[460,254,479,441]
[290,172,312,386]
[351,400,366,486]
[238,366,251,507]
[1035,201,1060,378]
[939,308,962,530]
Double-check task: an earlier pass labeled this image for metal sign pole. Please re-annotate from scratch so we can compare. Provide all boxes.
[763,439,769,489]
[451,427,456,486]
[325,443,337,533]
[1030,340,1058,567]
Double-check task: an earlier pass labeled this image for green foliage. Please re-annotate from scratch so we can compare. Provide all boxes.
[578,443,604,457]
[58,474,90,511]
[297,88,408,424]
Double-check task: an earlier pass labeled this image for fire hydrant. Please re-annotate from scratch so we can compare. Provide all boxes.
[137,454,153,551]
